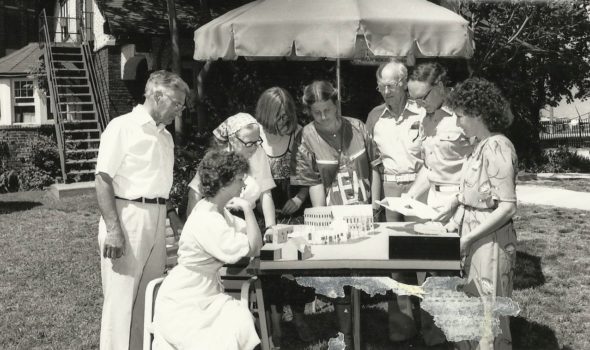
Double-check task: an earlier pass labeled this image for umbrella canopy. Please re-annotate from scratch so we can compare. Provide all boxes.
[193,0,474,61]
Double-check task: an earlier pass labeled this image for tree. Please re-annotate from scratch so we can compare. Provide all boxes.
[448,0,590,166]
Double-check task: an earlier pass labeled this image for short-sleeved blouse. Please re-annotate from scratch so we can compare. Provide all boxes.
[458,134,517,210]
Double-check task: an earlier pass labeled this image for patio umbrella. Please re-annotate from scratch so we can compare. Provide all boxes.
[193,0,474,98]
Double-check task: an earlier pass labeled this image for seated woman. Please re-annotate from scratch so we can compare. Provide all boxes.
[153,150,262,350]
[435,78,517,350]
[187,113,276,228]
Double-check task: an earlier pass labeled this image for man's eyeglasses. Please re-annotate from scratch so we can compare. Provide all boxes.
[376,80,405,93]
[414,86,434,108]
[163,94,186,112]
[235,136,263,148]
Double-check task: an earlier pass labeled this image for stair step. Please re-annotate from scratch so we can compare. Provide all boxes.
[57,84,90,87]
[53,68,85,71]
[66,138,100,143]
[60,93,91,96]
[67,169,96,176]
[59,102,94,105]
[66,158,98,165]
[63,119,99,124]
[51,51,82,55]
[59,110,96,114]
[53,60,84,63]
[67,148,99,154]
[64,128,100,133]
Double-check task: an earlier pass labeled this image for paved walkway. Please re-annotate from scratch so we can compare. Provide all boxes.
[517,184,590,210]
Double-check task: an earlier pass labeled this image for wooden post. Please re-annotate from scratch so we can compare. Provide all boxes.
[166,0,185,145]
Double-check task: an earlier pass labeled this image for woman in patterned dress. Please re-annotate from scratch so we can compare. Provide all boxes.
[436,78,517,350]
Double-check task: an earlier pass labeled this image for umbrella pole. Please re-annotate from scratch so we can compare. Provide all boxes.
[336,58,341,110]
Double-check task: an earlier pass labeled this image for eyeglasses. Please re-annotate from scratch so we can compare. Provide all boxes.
[376,80,405,93]
[235,136,263,148]
[163,94,186,112]
[413,86,434,107]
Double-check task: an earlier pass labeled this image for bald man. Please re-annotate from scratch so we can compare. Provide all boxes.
[366,60,426,343]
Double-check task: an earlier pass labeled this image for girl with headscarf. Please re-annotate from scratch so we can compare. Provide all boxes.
[187,113,277,229]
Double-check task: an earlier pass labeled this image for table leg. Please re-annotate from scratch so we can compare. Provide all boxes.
[352,287,361,350]
[255,278,271,350]
[416,271,427,285]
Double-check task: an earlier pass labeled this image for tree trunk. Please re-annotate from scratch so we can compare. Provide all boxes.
[166,0,184,145]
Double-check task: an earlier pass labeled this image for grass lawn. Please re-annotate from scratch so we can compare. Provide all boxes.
[1,187,589,349]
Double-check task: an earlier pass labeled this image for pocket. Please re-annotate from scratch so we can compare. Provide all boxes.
[438,130,467,160]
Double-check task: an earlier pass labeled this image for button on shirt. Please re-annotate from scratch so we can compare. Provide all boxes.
[95,105,174,199]
[421,106,474,185]
[366,102,426,175]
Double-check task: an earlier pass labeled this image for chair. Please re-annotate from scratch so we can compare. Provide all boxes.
[143,277,165,350]
[143,260,270,350]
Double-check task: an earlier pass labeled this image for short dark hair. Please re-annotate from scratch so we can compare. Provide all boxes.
[301,80,338,115]
[198,150,249,198]
[409,62,447,86]
[256,87,298,135]
[447,78,513,132]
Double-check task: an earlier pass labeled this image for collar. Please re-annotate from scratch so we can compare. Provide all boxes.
[440,105,453,115]
[130,105,167,131]
[379,102,418,124]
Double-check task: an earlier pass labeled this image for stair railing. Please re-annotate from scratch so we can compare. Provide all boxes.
[39,9,68,182]
[80,27,109,132]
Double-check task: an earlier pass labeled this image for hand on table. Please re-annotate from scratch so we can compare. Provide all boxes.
[281,197,302,215]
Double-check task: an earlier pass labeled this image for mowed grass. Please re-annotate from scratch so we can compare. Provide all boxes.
[0,191,101,349]
[1,187,589,349]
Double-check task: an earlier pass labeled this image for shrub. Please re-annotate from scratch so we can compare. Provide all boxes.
[169,138,208,218]
[526,146,590,173]
[17,135,62,190]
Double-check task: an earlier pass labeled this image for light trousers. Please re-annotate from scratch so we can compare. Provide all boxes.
[98,199,166,350]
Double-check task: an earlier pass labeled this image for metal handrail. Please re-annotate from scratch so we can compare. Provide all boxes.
[80,32,109,132]
[39,9,67,181]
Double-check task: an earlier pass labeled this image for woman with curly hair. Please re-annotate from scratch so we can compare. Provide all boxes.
[153,150,262,350]
[435,78,517,350]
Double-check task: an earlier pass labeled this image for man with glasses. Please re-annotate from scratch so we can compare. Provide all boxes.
[365,60,426,343]
[95,70,189,350]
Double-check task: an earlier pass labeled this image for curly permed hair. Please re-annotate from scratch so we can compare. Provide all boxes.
[198,150,249,198]
[447,78,514,132]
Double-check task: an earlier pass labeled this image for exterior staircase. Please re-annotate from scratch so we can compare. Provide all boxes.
[50,45,101,180]
[39,9,109,182]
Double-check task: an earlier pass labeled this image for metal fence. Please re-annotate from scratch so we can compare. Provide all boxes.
[539,119,590,148]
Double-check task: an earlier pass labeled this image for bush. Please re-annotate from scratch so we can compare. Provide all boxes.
[169,138,208,218]
[17,135,62,190]
[526,146,590,173]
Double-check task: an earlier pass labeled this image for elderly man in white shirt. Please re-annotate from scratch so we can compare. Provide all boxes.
[95,70,189,350]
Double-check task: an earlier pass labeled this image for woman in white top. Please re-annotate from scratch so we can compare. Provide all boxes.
[187,113,277,229]
[153,150,263,350]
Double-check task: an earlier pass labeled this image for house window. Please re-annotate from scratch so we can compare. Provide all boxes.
[13,80,35,124]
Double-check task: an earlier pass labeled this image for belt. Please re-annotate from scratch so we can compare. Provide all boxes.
[383,173,416,183]
[115,196,166,205]
[433,184,460,193]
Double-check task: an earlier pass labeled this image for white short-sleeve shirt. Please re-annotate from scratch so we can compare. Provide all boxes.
[188,147,275,208]
[95,105,174,199]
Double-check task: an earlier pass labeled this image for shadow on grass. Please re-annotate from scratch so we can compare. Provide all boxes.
[514,251,546,290]
[511,316,560,350]
[0,201,42,214]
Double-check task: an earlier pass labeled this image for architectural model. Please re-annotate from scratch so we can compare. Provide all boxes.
[303,205,374,244]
